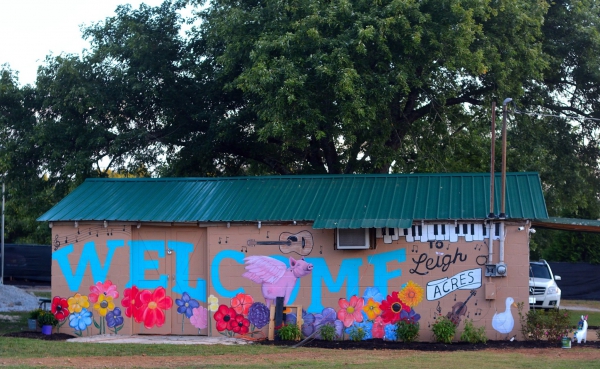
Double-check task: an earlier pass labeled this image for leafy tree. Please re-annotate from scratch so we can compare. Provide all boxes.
[1,0,600,254]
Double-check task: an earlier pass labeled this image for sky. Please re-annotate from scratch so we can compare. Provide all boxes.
[0,0,165,86]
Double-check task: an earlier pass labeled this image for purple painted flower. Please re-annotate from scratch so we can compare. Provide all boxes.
[301,311,316,337]
[176,292,200,318]
[400,308,421,323]
[247,302,270,329]
[106,307,124,328]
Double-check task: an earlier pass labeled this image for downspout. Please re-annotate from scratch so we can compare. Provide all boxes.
[498,98,512,265]
[488,101,497,264]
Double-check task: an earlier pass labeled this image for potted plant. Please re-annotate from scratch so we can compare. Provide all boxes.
[27,309,43,331]
[37,311,58,335]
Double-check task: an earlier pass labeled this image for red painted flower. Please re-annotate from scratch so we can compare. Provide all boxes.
[379,292,410,324]
[214,305,237,332]
[230,293,254,316]
[51,296,70,321]
[89,280,119,303]
[231,314,250,335]
[135,287,173,329]
[122,286,141,320]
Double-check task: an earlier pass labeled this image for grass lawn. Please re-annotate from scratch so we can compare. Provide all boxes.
[0,337,600,369]
[2,302,600,368]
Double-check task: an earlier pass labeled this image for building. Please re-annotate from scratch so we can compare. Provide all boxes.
[38,173,547,340]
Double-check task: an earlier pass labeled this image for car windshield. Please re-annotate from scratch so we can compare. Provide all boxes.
[529,263,552,279]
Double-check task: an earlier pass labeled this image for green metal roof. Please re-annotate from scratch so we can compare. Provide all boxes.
[37,173,548,228]
[532,217,600,233]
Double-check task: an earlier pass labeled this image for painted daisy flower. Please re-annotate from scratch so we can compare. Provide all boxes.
[398,280,424,307]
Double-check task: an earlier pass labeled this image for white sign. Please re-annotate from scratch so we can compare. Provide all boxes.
[426,268,482,300]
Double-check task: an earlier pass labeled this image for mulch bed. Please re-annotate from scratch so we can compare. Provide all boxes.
[3,331,76,341]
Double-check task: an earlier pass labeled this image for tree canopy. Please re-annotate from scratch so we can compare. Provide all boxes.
[0,0,599,261]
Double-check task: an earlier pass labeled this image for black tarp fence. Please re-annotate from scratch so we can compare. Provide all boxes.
[548,262,600,301]
[0,244,51,283]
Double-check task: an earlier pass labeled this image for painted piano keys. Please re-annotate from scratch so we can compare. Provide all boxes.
[375,222,498,243]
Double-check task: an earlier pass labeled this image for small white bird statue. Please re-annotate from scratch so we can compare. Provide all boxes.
[492,297,517,334]
[573,315,588,343]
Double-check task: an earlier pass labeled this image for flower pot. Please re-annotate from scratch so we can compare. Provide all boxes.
[41,325,53,335]
[27,319,37,331]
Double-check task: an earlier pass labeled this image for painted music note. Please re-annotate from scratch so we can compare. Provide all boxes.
[218,237,222,244]
[467,312,470,318]
[320,245,323,254]
[475,308,482,316]
[89,228,91,235]
[77,229,80,235]
[65,236,68,244]
[412,245,418,253]
[446,243,450,250]
[454,294,456,301]
[53,235,60,251]
[436,301,442,314]
[475,299,478,306]
[241,245,248,253]
[266,231,270,239]
[225,236,229,244]
[96,230,98,237]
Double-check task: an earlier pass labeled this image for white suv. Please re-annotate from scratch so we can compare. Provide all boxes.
[529,260,561,310]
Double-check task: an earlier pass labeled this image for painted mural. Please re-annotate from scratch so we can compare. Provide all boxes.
[48,224,529,340]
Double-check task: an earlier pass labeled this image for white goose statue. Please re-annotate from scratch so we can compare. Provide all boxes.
[492,297,517,334]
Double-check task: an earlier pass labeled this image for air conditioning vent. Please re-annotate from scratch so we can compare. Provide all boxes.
[336,228,370,249]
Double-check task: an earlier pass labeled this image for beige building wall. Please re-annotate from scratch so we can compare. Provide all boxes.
[50,221,530,341]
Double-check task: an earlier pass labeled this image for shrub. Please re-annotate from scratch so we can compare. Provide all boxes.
[396,320,420,342]
[460,319,487,344]
[277,324,301,341]
[37,311,58,327]
[348,326,366,341]
[28,308,43,320]
[319,323,337,341]
[431,316,456,344]
[517,302,572,342]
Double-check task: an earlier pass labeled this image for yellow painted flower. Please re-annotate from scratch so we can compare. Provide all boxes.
[208,294,219,312]
[362,298,381,320]
[67,293,89,313]
[398,280,424,307]
[93,294,115,317]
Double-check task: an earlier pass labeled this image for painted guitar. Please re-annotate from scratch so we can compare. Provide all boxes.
[446,289,476,326]
[247,230,314,256]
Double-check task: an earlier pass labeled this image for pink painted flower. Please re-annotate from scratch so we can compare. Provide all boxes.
[190,306,208,330]
[371,316,385,339]
[337,296,364,327]
[89,281,119,303]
